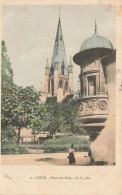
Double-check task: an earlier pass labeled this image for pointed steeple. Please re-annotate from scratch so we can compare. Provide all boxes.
[50,18,68,76]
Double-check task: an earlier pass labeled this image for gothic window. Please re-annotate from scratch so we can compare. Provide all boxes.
[60,36,62,40]
[48,80,50,93]
[61,61,65,75]
[87,76,96,96]
[64,81,68,91]
[59,79,63,88]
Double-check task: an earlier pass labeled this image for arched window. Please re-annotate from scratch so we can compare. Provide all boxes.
[88,76,96,96]
[64,81,68,91]
[59,79,63,88]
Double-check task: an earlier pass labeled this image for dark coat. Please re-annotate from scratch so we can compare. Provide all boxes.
[69,152,76,164]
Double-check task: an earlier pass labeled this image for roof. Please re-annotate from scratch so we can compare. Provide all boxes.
[73,22,115,65]
[50,18,68,76]
[80,33,114,51]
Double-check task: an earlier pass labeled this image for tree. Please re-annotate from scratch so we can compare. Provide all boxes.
[46,100,64,137]
[1,40,17,147]
[1,40,41,144]
[29,103,50,140]
[61,100,85,135]
[11,86,40,144]
[43,98,85,137]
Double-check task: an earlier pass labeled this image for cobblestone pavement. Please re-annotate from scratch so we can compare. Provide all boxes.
[2,152,90,166]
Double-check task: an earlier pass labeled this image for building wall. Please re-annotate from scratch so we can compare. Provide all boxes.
[45,67,72,102]
[90,55,116,164]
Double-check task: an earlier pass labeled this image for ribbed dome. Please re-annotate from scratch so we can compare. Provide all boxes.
[80,33,114,52]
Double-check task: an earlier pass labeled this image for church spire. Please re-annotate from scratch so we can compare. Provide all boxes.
[50,17,68,76]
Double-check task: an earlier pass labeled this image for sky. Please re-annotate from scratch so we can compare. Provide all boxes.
[2,5,116,92]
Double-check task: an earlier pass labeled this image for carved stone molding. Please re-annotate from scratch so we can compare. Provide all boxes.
[98,100,107,110]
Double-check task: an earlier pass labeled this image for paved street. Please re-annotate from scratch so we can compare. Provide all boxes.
[2,152,90,166]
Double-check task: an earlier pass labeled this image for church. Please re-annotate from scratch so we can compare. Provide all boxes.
[40,17,73,103]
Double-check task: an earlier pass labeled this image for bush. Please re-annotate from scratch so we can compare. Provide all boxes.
[1,144,18,155]
[1,144,30,155]
[18,146,30,154]
[1,125,30,155]
[43,136,89,153]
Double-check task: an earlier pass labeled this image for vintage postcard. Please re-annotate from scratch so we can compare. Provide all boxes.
[0,1,122,195]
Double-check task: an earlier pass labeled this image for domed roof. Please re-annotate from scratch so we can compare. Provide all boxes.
[73,21,115,65]
[80,33,114,52]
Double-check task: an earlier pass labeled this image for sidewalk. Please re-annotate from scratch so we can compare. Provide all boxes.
[2,152,90,166]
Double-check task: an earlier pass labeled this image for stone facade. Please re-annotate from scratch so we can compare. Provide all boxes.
[73,23,116,165]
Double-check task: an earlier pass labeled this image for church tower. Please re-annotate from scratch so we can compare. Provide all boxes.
[45,17,73,102]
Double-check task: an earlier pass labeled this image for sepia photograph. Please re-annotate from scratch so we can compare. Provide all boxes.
[1,1,122,194]
[1,4,116,167]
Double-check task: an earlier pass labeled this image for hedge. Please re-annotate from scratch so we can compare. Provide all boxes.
[43,136,89,153]
[1,144,30,155]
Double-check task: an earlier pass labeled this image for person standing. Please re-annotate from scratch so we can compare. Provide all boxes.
[68,144,76,165]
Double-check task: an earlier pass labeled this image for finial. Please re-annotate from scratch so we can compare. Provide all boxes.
[95,19,97,34]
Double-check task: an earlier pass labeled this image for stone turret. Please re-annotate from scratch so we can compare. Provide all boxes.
[73,21,116,164]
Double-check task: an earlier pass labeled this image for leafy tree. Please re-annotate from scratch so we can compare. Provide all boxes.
[1,40,40,144]
[1,40,13,88]
[10,86,39,144]
[61,100,85,135]
[1,40,17,147]
[29,103,50,141]
[43,98,85,137]
[46,101,63,136]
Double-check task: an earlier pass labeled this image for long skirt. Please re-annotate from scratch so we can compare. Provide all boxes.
[69,153,76,164]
